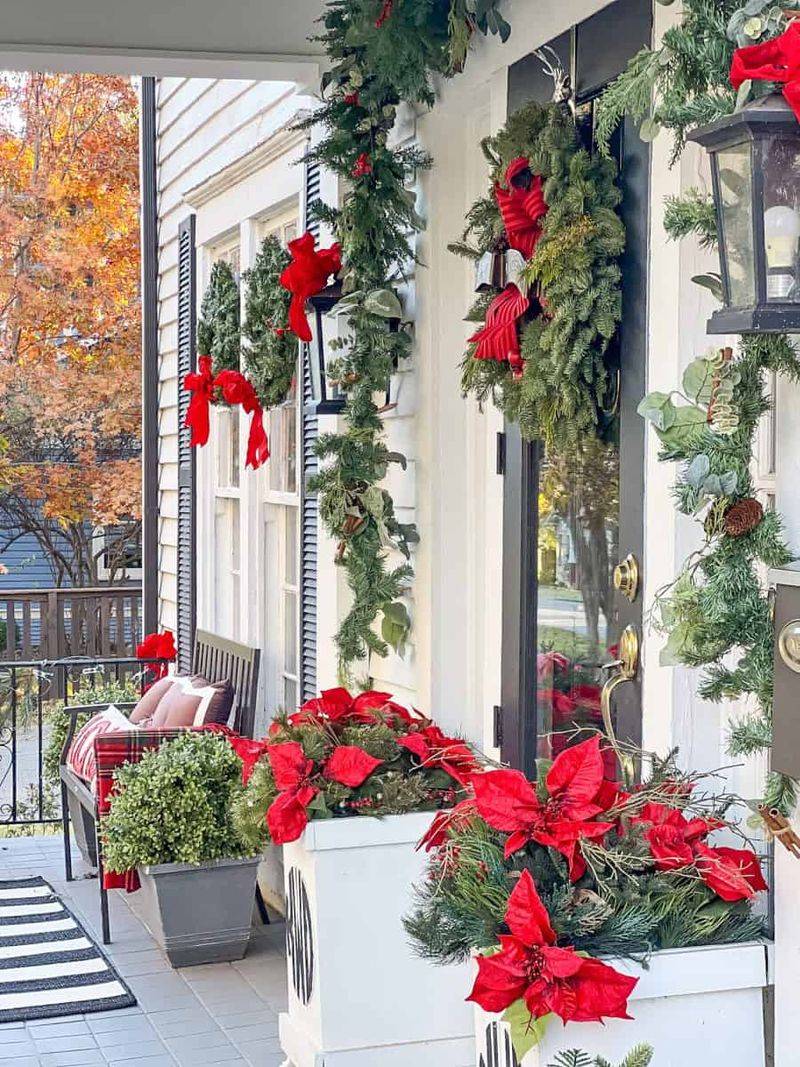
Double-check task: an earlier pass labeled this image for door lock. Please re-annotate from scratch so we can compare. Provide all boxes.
[600,625,639,785]
[613,553,640,603]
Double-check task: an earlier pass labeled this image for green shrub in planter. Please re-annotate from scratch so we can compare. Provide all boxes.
[102,731,251,872]
[548,1051,653,1067]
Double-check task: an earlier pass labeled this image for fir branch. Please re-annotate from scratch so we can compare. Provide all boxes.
[663,189,718,248]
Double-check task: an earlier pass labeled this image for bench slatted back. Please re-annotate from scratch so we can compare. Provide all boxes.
[192,629,260,738]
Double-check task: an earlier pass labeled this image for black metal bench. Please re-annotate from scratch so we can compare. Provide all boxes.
[59,630,261,944]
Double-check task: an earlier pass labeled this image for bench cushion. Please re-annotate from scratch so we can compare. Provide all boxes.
[150,675,234,728]
[66,706,136,789]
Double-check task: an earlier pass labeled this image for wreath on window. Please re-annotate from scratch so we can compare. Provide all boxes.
[452,100,625,449]
[185,234,312,470]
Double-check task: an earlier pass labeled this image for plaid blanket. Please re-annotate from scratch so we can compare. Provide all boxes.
[96,729,184,891]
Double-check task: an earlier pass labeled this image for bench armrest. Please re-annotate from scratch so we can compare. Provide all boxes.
[59,702,137,765]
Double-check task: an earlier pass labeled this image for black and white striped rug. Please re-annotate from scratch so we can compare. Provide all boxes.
[0,876,136,1023]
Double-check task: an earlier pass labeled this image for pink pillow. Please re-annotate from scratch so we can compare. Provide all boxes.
[129,676,175,724]
[150,675,234,728]
[66,706,136,788]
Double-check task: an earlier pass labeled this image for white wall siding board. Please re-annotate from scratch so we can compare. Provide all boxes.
[155,77,302,634]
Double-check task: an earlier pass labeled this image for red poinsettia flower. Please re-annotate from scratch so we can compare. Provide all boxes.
[136,630,177,680]
[324,745,383,787]
[184,355,216,448]
[467,869,637,1024]
[227,736,270,785]
[694,844,769,902]
[343,91,360,105]
[279,232,342,342]
[417,797,478,852]
[265,741,319,844]
[632,802,717,872]
[396,725,480,787]
[352,152,373,178]
[472,736,615,878]
[287,686,412,728]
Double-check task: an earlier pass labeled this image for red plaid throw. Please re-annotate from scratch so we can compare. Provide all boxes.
[95,723,242,892]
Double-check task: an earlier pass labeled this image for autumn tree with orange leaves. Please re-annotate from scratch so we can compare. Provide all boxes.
[0,72,140,586]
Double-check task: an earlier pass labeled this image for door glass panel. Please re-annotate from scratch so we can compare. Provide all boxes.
[536,421,620,772]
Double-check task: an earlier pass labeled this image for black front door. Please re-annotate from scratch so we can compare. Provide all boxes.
[500,0,651,777]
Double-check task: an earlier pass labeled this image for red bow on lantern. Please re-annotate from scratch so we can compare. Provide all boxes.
[731,21,800,122]
[494,156,548,259]
[215,370,270,470]
[279,232,343,343]
[184,355,216,447]
[468,283,530,378]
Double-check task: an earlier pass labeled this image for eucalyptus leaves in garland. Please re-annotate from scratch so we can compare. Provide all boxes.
[299,0,511,678]
[453,100,624,449]
[197,259,240,375]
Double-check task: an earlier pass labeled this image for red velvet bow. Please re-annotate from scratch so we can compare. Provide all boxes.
[136,630,177,680]
[468,283,530,378]
[494,157,548,258]
[731,22,800,121]
[279,232,343,343]
[183,355,216,447]
[215,370,270,470]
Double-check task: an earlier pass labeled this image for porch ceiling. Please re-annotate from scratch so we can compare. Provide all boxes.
[0,0,327,84]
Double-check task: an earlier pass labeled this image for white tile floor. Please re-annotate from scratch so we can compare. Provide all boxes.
[0,834,288,1067]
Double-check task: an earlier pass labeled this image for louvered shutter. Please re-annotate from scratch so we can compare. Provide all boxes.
[176,215,197,672]
[300,157,321,700]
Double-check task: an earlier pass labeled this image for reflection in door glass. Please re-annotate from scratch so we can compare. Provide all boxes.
[537,434,620,774]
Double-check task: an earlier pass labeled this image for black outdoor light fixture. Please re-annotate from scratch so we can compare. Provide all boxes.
[307,281,403,414]
[689,91,800,334]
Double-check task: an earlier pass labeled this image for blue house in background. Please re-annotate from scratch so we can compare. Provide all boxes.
[0,531,66,590]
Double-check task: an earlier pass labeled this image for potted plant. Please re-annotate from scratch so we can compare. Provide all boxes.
[102,730,260,967]
[232,686,483,1067]
[406,736,770,1067]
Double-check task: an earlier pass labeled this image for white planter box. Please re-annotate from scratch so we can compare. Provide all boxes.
[474,942,770,1066]
[278,811,475,1066]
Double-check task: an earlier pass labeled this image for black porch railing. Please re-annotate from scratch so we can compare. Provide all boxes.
[0,656,163,828]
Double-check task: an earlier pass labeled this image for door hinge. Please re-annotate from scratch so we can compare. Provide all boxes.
[496,432,506,475]
[493,704,504,748]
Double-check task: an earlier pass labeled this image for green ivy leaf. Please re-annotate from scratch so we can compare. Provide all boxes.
[381,601,411,657]
[691,273,724,301]
[364,288,403,319]
[655,405,707,449]
[735,78,753,110]
[682,357,716,404]
[639,115,662,141]
[685,453,710,487]
[660,622,693,666]
[501,999,550,1060]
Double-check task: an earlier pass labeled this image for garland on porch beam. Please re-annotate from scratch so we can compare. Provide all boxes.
[298,0,511,680]
[452,100,624,449]
[597,0,800,812]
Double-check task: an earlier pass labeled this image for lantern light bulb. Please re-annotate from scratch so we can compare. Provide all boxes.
[764,205,800,298]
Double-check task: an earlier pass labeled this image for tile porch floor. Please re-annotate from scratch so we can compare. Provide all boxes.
[0,834,288,1067]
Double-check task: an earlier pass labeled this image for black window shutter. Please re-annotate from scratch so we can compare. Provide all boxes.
[176,215,197,672]
[300,157,321,700]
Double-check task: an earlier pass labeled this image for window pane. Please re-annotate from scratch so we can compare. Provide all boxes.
[284,591,298,675]
[285,508,298,586]
[269,375,298,494]
[716,145,756,306]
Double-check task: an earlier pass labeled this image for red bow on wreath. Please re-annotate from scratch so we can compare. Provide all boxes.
[215,370,270,470]
[183,355,216,447]
[494,156,548,258]
[279,232,343,343]
[731,21,800,122]
[468,283,530,378]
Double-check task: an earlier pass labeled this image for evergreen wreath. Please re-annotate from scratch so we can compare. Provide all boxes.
[597,1,800,812]
[197,259,240,376]
[241,234,297,411]
[453,100,624,449]
[298,0,512,680]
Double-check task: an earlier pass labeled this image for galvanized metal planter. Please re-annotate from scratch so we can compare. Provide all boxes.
[136,855,260,967]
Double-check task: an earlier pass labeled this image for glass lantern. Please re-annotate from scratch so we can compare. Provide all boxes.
[689,91,800,333]
[307,283,347,415]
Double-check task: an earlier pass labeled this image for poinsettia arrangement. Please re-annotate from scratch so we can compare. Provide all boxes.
[406,735,767,1057]
[231,687,481,851]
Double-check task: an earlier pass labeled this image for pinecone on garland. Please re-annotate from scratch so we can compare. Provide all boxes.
[724,497,764,537]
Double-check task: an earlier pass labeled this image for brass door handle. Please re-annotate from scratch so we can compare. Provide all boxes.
[600,625,639,786]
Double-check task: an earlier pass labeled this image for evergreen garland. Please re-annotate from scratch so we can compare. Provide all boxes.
[197,259,240,374]
[241,235,297,411]
[299,0,511,679]
[454,101,625,449]
[596,0,800,811]
[548,1050,654,1067]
